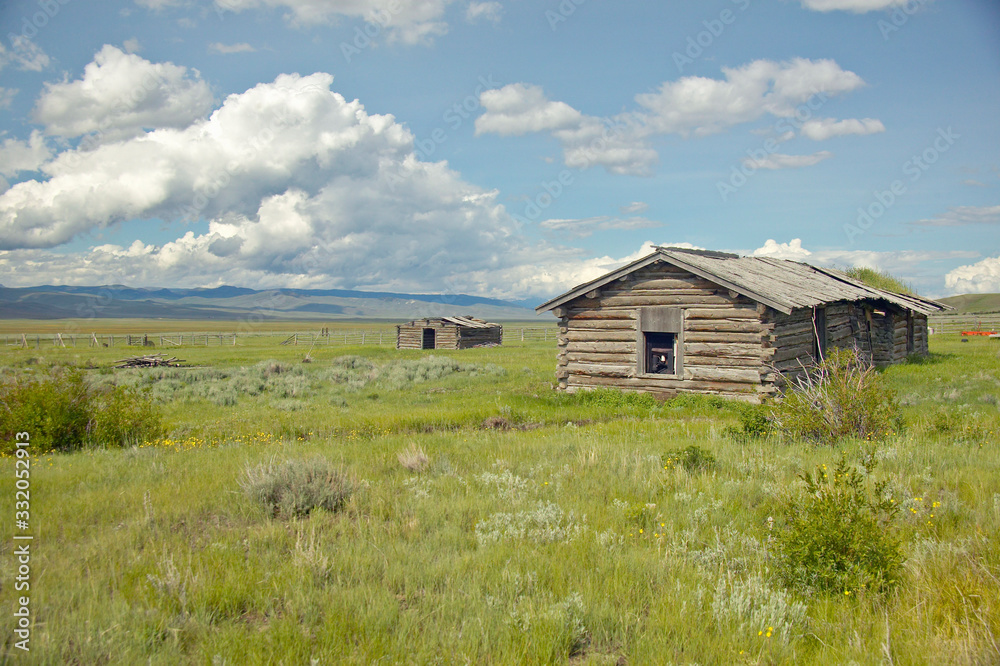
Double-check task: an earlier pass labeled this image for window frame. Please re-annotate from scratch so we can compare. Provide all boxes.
[636,307,684,377]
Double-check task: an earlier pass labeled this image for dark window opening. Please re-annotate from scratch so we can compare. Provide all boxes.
[813,307,827,360]
[644,332,676,375]
[906,312,915,353]
[422,328,436,350]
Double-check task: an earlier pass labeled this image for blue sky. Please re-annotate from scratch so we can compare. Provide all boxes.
[0,0,997,299]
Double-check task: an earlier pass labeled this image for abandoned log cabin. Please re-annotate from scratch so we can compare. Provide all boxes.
[535,246,949,402]
[396,316,503,350]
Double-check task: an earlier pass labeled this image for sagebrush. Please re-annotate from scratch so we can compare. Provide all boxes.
[770,347,901,442]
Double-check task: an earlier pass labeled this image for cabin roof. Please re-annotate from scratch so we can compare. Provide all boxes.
[401,316,499,329]
[536,246,950,316]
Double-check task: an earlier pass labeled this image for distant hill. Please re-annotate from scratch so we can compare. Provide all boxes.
[937,293,1000,314]
[0,285,544,321]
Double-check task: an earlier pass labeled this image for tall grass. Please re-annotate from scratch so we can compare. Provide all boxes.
[0,336,998,663]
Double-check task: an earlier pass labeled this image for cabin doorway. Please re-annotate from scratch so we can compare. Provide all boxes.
[422,328,436,349]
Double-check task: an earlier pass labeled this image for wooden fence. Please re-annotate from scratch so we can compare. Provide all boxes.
[928,314,1000,335]
[4,327,557,349]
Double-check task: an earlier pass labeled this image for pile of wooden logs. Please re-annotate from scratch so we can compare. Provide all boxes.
[113,354,185,368]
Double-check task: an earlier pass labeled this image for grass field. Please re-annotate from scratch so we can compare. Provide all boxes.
[1,329,998,664]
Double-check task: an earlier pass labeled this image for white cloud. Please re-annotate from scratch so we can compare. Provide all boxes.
[213,0,455,45]
[620,201,649,215]
[475,84,583,136]
[753,238,812,260]
[0,89,15,110]
[636,58,866,136]
[477,59,872,175]
[800,0,917,12]
[945,256,1000,294]
[743,151,832,170]
[799,117,885,140]
[33,45,215,143]
[539,215,660,238]
[466,1,502,23]
[0,131,53,177]
[123,38,142,54]
[209,42,257,54]
[910,205,1000,227]
[3,68,621,300]
[0,37,51,72]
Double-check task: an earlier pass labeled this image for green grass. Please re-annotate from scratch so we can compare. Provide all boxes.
[1,333,998,664]
[842,266,914,295]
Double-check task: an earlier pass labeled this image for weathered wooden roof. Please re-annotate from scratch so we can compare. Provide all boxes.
[401,316,500,329]
[536,246,950,316]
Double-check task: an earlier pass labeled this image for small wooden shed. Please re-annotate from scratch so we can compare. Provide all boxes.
[536,247,949,402]
[396,316,503,350]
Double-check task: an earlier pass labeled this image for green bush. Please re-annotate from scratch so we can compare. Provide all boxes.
[240,457,353,518]
[664,445,717,472]
[724,403,773,441]
[773,457,903,594]
[90,385,164,447]
[769,347,901,443]
[0,370,162,453]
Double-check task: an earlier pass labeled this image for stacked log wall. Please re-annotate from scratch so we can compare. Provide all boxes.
[396,323,461,350]
[457,326,503,349]
[557,262,768,401]
[912,314,928,355]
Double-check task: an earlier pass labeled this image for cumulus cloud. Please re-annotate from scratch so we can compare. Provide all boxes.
[800,0,918,12]
[539,215,660,239]
[910,205,1000,227]
[32,45,215,143]
[209,42,257,54]
[0,131,53,177]
[213,0,455,44]
[475,84,583,136]
[753,238,812,260]
[1,64,632,299]
[466,1,502,23]
[476,59,872,175]
[945,256,1000,294]
[799,117,885,140]
[743,151,833,170]
[635,58,866,136]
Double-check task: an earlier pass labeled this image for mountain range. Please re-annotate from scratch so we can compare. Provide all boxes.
[0,284,544,321]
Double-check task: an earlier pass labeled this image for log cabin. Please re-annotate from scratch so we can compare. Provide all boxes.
[396,316,503,350]
[535,247,949,402]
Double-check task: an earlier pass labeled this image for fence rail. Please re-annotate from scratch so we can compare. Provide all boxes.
[3,327,558,349]
[928,314,1000,334]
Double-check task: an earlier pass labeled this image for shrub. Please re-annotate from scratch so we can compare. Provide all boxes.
[724,403,773,441]
[664,445,717,472]
[773,456,903,594]
[240,457,353,518]
[89,385,164,447]
[769,347,900,442]
[0,369,162,453]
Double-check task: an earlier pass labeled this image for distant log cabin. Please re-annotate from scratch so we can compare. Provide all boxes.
[396,316,503,350]
[535,247,949,402]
